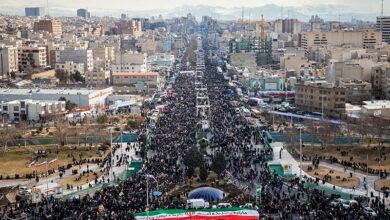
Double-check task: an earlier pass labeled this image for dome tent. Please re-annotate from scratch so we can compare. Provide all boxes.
[188,187,225,202]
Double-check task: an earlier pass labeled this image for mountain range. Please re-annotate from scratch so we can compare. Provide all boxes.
[0,4,381,22]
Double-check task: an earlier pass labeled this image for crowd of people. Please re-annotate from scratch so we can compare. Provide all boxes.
[1,38,390,219]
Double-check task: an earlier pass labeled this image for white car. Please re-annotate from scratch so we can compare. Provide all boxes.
[18,186,31,194]
[363,207,377,216]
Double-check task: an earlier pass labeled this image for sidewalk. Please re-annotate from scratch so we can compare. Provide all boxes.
[269,142,381,199]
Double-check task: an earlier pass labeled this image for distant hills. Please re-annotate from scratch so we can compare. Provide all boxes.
[0,4,380,22]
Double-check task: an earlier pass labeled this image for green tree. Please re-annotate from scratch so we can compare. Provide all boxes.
[72,71,85,83]
[212,152,226,176]
[184,146,204,169]
[55,69,69,83]
[59,97,77,111]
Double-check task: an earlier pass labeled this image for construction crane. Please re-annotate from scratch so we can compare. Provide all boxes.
[237,14,269,49]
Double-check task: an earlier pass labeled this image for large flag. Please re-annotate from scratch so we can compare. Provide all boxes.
[134,208,259,220]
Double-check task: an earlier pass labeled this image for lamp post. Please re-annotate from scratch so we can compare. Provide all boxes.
[297,125,304,180]
[144,174,159,220]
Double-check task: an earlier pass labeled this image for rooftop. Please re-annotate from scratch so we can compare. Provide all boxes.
[0,88,112,96]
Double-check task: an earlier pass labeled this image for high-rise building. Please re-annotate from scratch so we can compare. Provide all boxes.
[25,7,45,17]
[33,20,62,36]
[0,45,18,78]
[274,19,302,34]
[377,16,390,43]
[301,30,382,53]
[77,8,91,19]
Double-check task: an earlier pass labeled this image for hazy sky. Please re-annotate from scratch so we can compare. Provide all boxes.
[0,0,383,11]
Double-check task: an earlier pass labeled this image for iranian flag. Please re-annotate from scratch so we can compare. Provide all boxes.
[134,208,259,220]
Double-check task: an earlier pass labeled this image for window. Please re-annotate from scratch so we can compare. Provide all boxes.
[21,102,25,108]
[14,106,19,111]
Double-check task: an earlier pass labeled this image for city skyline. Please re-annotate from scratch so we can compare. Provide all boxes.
[0,0,386,19]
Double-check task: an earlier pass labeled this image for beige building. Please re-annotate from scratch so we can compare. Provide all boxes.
[301,30,382,53]
[55,61,85,74]
[371,66,390,99]
[342,80,372,105]
[295,80,346,118]
[0,45,18,78]
[18,46,47,70]
[85,70,110,87]
[33,20,62,36]
[280,54,310,74]
[112,72,160,95]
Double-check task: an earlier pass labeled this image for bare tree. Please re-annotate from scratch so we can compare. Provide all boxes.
[18,121,29,148]
[317,120,333,150]
[0,126,18,151]
[54,117,69,148]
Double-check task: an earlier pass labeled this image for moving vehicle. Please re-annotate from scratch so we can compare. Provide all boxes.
[186,199,209,209]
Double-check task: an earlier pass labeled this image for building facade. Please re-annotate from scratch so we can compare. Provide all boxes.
[0,45,18,78]
[77,8,90,19]
[301,30,382,54]
[85,70,110,87]
[0,99,66,122]
[33,20,62,36]
[55,61,85,75]
[58,49,93,72]
[25,7,45,17]
[377,16,390,44]
[17,46,47,70]
[295,80,346,118]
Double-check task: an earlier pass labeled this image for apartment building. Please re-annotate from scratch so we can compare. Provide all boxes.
[342,80,372,105]
[301,30,382,54]
[0,45,18,78]
[295,80,346,118]
[274,19,302,35]
[371,66,390,99]
[58,48,93,72]
[377,16,390,44]
[33,20,62,36]
[0,99,66,122]
[17,46,47,70]
[85,70,110,87]
[55,61,85,74]
[112,72,160,95]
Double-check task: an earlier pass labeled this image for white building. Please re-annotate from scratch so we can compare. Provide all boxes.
[0,99,66,122]
[0,88,113,108]
[58,48,93,72]
[55,61,85,74]
[0,45,18,78]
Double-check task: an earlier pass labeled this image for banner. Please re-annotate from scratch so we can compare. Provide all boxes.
[134,208,259,220]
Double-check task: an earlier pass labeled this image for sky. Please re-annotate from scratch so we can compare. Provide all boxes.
[0,0,382,11]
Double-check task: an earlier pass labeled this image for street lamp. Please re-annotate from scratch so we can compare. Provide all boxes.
[297,125,304,180]
[144,174,159,220]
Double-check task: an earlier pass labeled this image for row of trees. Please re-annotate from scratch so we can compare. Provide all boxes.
[284,115,390,150]
[55,69,85,83]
